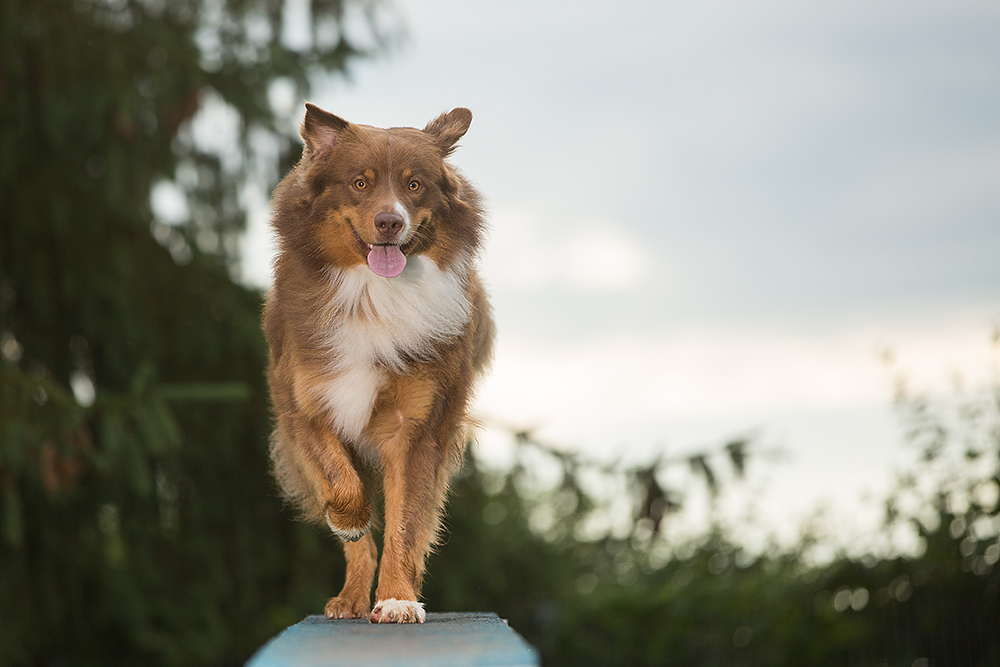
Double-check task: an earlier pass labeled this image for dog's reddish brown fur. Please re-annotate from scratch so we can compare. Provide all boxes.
[263,104,493,623]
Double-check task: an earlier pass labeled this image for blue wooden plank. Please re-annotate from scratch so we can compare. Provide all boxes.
[246,612,539,667]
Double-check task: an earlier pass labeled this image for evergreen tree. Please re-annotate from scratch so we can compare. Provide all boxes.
[0,1,380,663]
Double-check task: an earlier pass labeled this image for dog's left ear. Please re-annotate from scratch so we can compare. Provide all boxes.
[423,108,472,155]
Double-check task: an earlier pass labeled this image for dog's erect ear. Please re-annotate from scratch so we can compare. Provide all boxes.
[423,108,472,155]
[301,103,348,155]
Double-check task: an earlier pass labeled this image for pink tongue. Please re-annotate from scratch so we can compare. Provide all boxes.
[367,244,407,277]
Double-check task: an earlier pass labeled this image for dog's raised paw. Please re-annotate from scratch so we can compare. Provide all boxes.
[369,599,425,624]
[325,596,369,620]
[324,507,370,543]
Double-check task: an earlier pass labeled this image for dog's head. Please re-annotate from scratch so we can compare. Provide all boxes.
[286,104,483,277]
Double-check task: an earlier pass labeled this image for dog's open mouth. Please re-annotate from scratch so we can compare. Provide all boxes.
[351,226,414,278]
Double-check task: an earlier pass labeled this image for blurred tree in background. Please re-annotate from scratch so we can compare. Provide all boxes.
[0,0,386,664]
[2,1,998,666]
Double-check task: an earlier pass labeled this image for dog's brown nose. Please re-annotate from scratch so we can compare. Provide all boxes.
[374,211,403,241]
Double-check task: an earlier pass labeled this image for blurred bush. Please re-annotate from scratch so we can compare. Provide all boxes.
[429,364,1000,667]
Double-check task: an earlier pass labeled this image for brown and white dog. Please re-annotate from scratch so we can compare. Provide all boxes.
[263,104,494,623]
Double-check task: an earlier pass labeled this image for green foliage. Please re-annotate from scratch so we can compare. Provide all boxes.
[429,377,1000,667]
[0,0,379,664]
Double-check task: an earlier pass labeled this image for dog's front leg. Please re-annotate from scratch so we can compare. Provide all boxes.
[369,434,448,624]
[325,532,378,619]
[285,414,377,618]
[283,413,372,540]
[273,411,376,617]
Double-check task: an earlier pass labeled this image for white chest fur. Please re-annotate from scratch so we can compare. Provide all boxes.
[310,256,471,443]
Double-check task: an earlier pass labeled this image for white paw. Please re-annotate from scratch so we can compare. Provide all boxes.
[324,510,369,542]
[370,598,426,624]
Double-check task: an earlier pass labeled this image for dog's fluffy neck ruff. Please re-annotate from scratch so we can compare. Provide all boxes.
[317,254,472,373]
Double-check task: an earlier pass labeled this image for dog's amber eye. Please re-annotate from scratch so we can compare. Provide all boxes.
[408,180,420,192]
[354,179,366,190]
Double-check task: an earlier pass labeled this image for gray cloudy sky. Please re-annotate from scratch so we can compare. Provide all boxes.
[242,0,1000,545]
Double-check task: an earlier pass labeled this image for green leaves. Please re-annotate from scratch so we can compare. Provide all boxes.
[1,478,23,547]
[1,359,249,495]
[0,0,385,663]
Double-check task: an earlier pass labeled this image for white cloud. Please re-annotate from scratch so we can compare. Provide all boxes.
[859,139,1000,227]
[483,209,649,293]
[564,228,648,291]
[474,321,997,451]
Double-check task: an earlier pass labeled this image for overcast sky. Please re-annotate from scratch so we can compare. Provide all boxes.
[242,0,1000,547]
